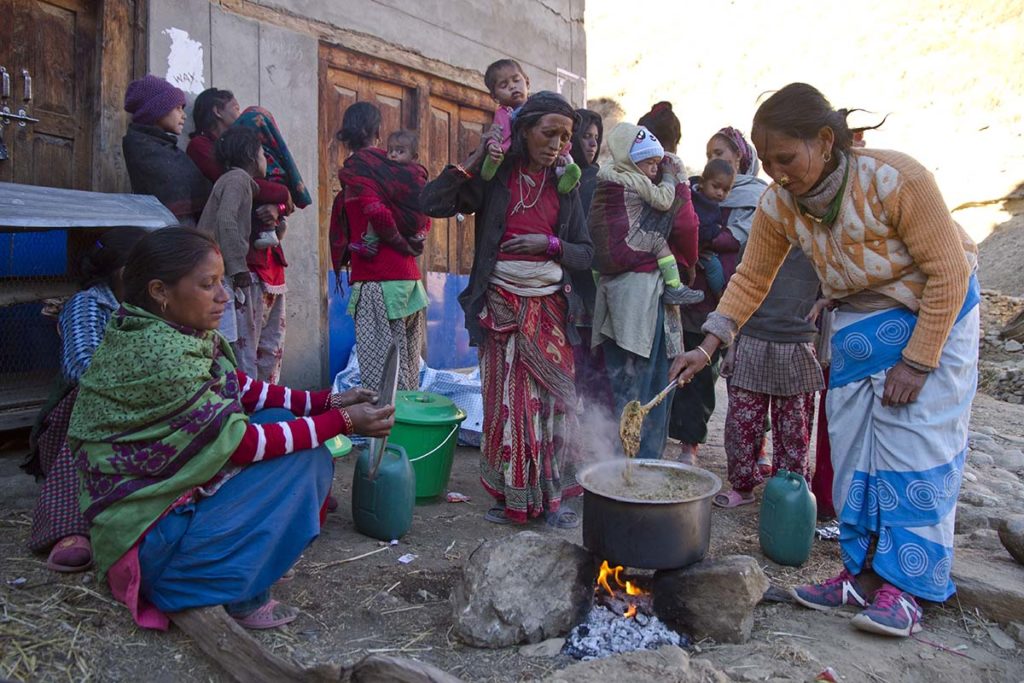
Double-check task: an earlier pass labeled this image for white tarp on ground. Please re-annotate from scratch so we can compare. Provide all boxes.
[332,349,482,447]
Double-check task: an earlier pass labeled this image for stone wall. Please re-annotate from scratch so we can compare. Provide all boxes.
[145,0,586,388]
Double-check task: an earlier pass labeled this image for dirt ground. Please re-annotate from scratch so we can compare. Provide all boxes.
[2,384,1024,682]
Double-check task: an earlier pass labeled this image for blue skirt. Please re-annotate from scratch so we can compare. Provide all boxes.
[138,408,334,612]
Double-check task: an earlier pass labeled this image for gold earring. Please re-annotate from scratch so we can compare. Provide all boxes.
[824,149,832,163]
[161,300,168,314]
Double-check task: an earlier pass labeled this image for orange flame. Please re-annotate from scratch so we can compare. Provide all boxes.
[596,560,620,596]
[625,580,646,596]
[623,604,637,619]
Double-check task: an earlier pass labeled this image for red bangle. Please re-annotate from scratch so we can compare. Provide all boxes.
[339,409,354,435]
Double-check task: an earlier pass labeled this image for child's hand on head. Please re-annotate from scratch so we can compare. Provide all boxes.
[660,155,682,176]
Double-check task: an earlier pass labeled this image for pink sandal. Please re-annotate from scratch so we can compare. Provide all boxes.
[47,535,93,573]
[713,490,756,508]
[231,599,299,630]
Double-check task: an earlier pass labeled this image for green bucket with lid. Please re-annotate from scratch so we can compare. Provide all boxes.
[389,390,467,500]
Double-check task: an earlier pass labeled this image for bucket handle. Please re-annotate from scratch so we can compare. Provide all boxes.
[407,423,461,463]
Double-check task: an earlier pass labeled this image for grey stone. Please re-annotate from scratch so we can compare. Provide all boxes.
[519,637,565,658]
[962,528,1005,552]
[998,515,1024,565]
[968,452,995,467]
[1005,340,1023,352]
[975,426,999,436]
[1006,621,1024,645]
[959,489,1002,507]
[987,626,1018,650]
[544,645,728,683]
[451,531,594,648]
[653,555,769,644]
[962,470,979,483]
[950,548,1024,625]
[998,449,1024,470]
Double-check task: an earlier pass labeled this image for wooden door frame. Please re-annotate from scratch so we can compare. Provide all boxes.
[96,0,148,192]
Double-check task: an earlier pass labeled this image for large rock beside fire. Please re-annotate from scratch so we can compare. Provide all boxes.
[451,531,595,648]
[652,555,768,644]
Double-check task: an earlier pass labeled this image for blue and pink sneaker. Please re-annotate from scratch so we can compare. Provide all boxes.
[851,583,923,637]
[790,569,871,611]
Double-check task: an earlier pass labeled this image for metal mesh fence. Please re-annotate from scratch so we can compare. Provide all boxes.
[0,228,95,429]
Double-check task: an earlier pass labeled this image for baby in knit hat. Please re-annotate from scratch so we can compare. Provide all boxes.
[624,126,703,305]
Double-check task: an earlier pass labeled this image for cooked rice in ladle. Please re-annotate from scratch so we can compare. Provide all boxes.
[619,400,644,459]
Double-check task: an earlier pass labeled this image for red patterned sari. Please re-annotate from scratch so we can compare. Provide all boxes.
[478,285,581,522]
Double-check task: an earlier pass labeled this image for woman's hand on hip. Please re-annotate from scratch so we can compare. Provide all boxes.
[501,235,549,255]
[344,403,395,437]
[882,361,928,407]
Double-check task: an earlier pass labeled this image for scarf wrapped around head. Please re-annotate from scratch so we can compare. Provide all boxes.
[508,91,580,162]
[68,304,248,577]
[713,126,757,176]
[235,106,312,208]
[570,108,604,170]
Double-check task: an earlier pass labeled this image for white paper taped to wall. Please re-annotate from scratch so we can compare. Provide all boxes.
[163,27,205,95]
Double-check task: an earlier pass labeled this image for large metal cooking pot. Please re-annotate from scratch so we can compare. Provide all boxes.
[579,460,721,570]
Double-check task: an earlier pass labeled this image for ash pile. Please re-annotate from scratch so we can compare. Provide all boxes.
[562,604,689,660]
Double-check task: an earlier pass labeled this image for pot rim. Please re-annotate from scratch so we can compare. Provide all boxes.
[578,459,722,505]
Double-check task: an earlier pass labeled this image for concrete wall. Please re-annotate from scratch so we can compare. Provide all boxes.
[145,0,586,388]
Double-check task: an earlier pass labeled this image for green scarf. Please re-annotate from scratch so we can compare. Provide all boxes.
[68,304,249,577]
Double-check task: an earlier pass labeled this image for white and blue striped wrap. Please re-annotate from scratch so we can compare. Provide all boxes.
[827,276,979,601]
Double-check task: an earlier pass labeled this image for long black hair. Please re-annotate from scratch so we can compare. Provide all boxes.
[190,88,235,138]
[78,227,147,289]
[753,83,886,152]
[637,102,680,154]
[337,102,382,151]
[215,126,262,174]
[508,91,580,164]
[123,228,220,310]
[570,108,603,169]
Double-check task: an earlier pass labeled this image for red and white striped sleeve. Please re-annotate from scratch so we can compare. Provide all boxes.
[235,370,332,417]
[229,409,350,465]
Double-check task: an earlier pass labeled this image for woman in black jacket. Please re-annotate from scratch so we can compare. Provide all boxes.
[421,92,592,528]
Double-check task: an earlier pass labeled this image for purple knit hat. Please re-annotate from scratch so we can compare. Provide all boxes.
[124,75,186,125]
[714,126,754,175]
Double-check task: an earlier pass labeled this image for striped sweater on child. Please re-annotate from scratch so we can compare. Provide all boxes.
[230,371,348,464]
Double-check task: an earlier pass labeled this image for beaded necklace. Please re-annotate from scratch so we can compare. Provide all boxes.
[511,166,547,215]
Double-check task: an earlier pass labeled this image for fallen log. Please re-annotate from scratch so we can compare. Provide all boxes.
[169,607,463,683]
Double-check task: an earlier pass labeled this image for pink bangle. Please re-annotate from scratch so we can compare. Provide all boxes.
[277,203,288,214]
[546,235,562,258]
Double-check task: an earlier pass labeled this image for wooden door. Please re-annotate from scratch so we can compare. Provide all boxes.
[0,0,96,190]
[425,98,490,274]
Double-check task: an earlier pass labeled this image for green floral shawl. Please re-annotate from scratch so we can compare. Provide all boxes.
[68,304,249,577]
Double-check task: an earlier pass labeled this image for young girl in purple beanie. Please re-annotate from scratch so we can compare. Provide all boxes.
[122,75,211,224]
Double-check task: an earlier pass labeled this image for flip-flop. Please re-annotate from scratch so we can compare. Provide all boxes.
[231,599,299,630]
[713,490,756,508]
[484,506,514,525]
[47,535,93,573]
[545,509,580,529]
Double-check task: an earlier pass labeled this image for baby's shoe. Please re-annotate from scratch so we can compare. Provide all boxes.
[557,162,582,194]
[481,152,504,181]
[662,284,705,306]
[253,230,281,249]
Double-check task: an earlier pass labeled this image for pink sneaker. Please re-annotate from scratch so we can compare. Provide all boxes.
[851,584,923,637]
[790,568,870,611]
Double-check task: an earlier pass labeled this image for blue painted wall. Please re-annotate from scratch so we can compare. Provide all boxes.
[327,271,477,379]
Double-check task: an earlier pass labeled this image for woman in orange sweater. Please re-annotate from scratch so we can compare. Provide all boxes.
[672,83,978,639]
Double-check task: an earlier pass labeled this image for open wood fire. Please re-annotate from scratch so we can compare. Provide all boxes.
[562,560,687,661]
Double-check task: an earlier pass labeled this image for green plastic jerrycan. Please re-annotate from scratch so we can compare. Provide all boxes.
[352,443,416,542]
[759,469,817,567]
